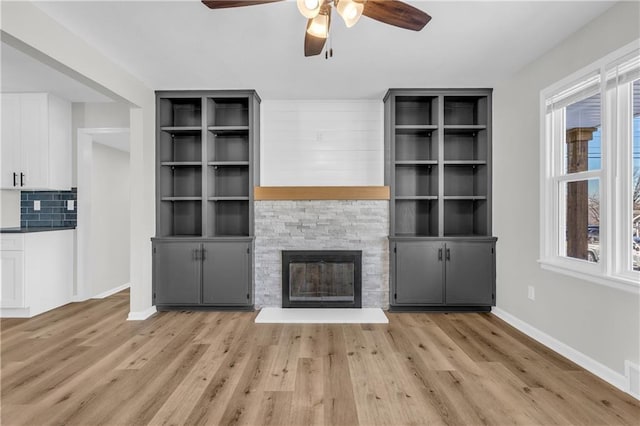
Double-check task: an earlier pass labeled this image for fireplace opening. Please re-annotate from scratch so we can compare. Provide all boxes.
[282,250,362,308]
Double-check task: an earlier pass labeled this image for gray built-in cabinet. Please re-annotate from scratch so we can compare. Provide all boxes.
[152,90,260,309]
[385,89,497,311]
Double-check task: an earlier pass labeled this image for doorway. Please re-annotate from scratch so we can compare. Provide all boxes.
[76,128,130,300]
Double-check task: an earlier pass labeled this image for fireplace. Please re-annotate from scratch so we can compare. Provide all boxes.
[282,250,362,308]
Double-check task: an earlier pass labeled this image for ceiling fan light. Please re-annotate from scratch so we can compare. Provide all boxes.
[336,0,363,28]
[297,0,321,19]
[306,13,329,39]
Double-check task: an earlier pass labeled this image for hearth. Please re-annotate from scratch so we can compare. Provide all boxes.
[282,250,362,308]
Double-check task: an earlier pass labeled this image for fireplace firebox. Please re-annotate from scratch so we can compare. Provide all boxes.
[282,250,362,308]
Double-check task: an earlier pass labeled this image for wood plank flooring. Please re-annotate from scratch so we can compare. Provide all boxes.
[1,290,638,425]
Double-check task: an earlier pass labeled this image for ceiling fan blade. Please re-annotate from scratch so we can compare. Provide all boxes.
[202,0,284,9]
[361,0,431,31]
[304,17,329,57]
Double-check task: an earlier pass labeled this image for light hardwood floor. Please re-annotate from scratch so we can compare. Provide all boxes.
[1,290,638,425]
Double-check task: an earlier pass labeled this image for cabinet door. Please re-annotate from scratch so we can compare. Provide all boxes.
[1,94,21,189]
[1,250,25,308]
[202,241,250,305]
[394,241,444,305]
[153,242,201,305]
[20,94,49,189]
[445,241,494,305]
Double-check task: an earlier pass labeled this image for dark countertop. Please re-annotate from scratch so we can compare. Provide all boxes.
[1,226,76,234]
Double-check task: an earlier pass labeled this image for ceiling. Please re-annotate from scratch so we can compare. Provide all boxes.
[26,0,618,100]
[1,41,112,103]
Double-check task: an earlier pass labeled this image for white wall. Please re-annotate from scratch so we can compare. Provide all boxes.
[89,142,130,296]
[493,1,640,385]
[0,190,20,228]
[261,100,383,185]
[72,102,130,186]
[1,2,156,318]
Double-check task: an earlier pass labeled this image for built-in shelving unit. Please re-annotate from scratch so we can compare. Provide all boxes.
[386,91,493,238]
[385,89,496,311]
[153,90,260,310]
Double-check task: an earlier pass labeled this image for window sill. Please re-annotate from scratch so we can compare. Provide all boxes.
[538,258,640,294]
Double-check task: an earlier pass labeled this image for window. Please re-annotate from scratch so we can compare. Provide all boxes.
[541,42,640,292]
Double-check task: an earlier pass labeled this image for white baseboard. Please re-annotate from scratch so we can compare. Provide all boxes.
[92,283,130,299]
[492,307,636,399]
[625,360,640,399]
[127,305,157,321]
[0,307,31,318]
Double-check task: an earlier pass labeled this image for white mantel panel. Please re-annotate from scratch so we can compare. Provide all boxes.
[261,100,384,186]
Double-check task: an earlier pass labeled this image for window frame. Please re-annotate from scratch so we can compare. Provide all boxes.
[540,40,640,294]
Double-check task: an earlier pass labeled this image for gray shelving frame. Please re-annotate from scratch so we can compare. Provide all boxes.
[153,90,260,310]
[384,88,497,311]
[385,88,494,238]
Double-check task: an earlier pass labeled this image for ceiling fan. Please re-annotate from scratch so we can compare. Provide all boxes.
[201,0,431,57]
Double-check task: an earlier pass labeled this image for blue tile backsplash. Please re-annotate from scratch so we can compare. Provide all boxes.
[21,189,77,228]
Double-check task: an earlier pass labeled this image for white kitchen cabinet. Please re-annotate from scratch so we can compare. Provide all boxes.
[1,250,24,308]
[0,230,74,317]
[1,93,72,190]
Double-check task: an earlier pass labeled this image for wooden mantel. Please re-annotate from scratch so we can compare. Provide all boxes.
[254,186,390,201]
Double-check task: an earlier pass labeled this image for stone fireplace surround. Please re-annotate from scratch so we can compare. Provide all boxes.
[254,200,389,308]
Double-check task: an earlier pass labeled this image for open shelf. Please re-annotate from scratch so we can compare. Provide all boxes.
[395,128,438,162]
[159,131,201,163]
[161,161,201,166]
[208,126,249,132]
[443,161,487,165]
[395,199,439,237]
[443,164,487,198]
[395,125,438,131]
[443,199,488,236]
[443,196,487,200]
[395,164,438,197]
[159,200,202,237]
[395,96,438,126]
[160,165,202,198]
[395,161,438,165]
[208,200,249,237]
[208,164,249,198]
[208,161,249,166]
[444,128,488,162]
[160,126,202,133]
[208,196,250,201]
[207,98,249,127]
[444,96,488,126]
[159,98,202,127]
[161,197,202,202]
[395,195,439,200]
[207,129,249,162]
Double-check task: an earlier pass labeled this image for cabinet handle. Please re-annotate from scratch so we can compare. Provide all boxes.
[194,248,200,261]
[13,172,17,187]
[20,173,25,187]
[438,248,443,261]
[446,248,451,261]
[201,248,206,261]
